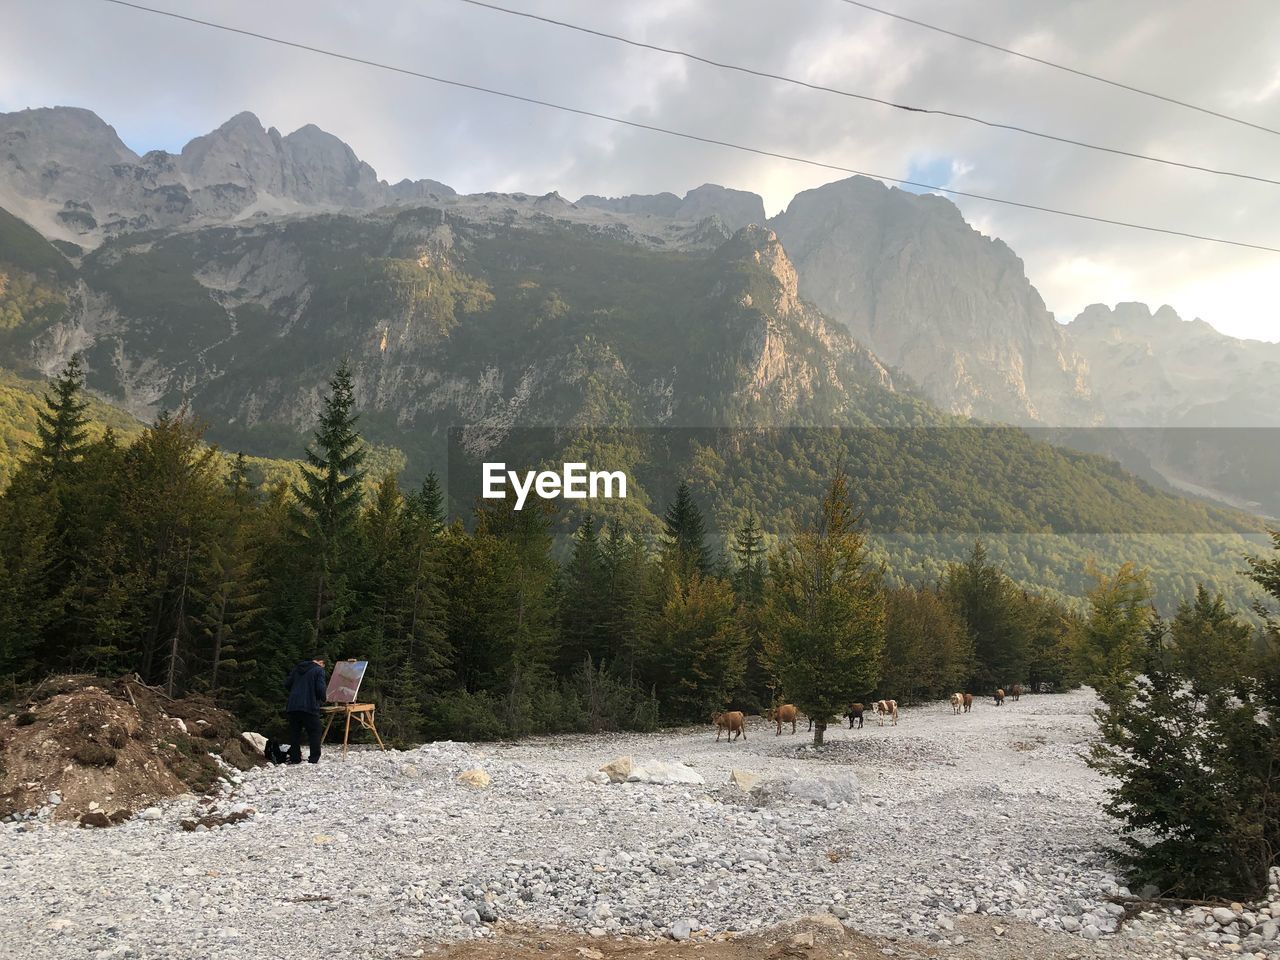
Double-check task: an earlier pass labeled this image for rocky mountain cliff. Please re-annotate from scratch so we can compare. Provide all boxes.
[0,107,769,254]
[1066,302,1280,428]
[1,137,1269,609]
[577,183,767,233]
[0,194,907,473]
[768,176,1095,426]
[1056,301,1280,517]
[0,107,458,249]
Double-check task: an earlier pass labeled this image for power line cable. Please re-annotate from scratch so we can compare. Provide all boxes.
[96,0,1280,254]
[833,0,1280,137]
[455,0,1280,187]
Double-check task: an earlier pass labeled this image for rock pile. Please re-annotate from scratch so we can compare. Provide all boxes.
[1184,868,1280,954]
[0,674,261,823]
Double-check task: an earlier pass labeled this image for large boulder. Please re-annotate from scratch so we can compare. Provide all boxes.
[728,769,760,792]
[627,761,705,786]
[750,772,860,807]
[457,769,491,789]
[599,756,635,783]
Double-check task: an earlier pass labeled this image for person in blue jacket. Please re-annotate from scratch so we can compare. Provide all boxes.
[284,656,328,764]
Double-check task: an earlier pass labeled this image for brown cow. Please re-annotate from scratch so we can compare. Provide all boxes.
[713,711,746,742]
[949,692,963,715]
[1010,683,1024,702]
[875,699,899,726]
[769,703,799,736]
[994,688,1005,706]
[845,703,865,729]
[962,693,974,713]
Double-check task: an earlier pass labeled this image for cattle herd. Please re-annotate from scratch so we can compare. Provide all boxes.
[712,683,1026,741]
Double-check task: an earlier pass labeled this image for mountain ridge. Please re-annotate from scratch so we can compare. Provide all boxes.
[0,172,1270,614]
[1,104,1274,517]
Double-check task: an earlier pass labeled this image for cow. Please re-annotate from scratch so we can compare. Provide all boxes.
[875,699,899,726]
[769,703,799,736]
[713,711,746,742]
[1010,683,1024,702]
[994,688,1005,706]
[950,692,963,715]
[962,693,974,713]
[845,702,865,729]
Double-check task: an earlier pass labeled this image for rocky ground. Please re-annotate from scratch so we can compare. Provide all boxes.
[2,688,1271,960]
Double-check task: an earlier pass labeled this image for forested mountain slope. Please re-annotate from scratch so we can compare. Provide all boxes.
[0,198,1267,613]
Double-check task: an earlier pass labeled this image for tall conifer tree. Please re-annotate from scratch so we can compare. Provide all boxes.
[662,481,711,579]
[766,469,884,745]
[31,354,89,484]
[291,360,367,654]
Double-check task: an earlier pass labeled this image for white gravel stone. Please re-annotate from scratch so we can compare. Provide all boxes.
[0,688,1189,959]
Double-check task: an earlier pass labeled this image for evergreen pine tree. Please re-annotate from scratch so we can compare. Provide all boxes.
[1169,585,1252,700]
[600,519,648,677]
[120,411,223,692]
[473,497,559,734]
[558,514,610,673]
[645,568,745,721]
[0,502,57,681]
[765,469,884,745]
[878,585,972,703]
[731,515,771,710]
[1091,609,1278,900]
[192,453,266,694]
[290,360,368,655]
[943,542,1035,691]
[410,471,446,536]
[662,481,711,579]
[731,516,767,605]
[5,355,96,671]
[31,354,89,485]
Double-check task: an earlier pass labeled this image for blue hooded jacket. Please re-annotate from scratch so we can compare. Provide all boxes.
[284,660,328,714]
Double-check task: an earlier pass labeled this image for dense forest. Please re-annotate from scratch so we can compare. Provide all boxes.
[5,357,1275,752]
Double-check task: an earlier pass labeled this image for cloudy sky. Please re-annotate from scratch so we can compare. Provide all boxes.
[3,0,1279,340]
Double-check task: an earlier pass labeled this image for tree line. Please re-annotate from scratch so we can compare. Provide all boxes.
[0,359,1244,748]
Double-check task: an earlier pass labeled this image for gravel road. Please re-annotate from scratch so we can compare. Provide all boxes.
[0,688,1228,960]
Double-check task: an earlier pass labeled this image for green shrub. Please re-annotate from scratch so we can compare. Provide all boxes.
[568,658,659,733]
[1090,601,1279,900]
[427,689,507,742]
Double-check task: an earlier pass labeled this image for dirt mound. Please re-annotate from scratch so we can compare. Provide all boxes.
[0,674,263,823]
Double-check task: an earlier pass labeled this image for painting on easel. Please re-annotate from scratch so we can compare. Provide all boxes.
[320,659,385,755]
[326,660,367,703]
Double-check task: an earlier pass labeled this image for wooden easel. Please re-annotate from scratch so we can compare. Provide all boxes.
[319,658,386,756]
[321,702,386,756]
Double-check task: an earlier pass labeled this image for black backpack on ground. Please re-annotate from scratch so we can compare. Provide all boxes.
[264,738,290,764]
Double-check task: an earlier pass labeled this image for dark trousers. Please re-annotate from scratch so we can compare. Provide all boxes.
[286,710,323,764]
